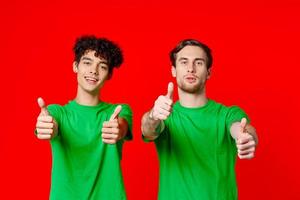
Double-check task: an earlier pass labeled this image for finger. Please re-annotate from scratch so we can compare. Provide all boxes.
[240,118,247,133]
[237,140,256,150]
[238,147,255,155]
[36,134,52,140]
[37,116,53,123]
[102,138,117,144]
[237,134,253,144]
[109,105,122,121]
[36,121,54,129]
[156,96,173,107]
[102,133,118,139]
[238,152,254,159]
[154,108,171,117]
[37,97,49,116]
[166,82,174,100]
[102,127,119,134]
[102,120,118,128]
[155,113,169,120]
[36,128,55,135]
[156,98,173,110]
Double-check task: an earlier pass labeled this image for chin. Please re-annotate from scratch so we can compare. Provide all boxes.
[180,83,202,93]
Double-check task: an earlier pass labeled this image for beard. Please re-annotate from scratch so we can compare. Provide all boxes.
[177,78,206,94]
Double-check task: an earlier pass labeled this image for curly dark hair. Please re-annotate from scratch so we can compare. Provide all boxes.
[170,39,213,69]
[73,35,123,74]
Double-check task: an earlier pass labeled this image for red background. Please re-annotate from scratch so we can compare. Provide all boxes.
[2,0,300,199]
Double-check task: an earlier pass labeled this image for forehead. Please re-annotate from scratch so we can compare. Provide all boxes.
[81,50,107,62]
[176,45,207,60]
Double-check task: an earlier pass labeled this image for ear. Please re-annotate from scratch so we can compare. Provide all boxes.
[206,68,212,79]
[73,61,78,73]
[171,66,176,77]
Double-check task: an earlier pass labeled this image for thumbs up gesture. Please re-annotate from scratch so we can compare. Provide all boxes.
[149,82,174,121]
[236,118,256,159]
[35,97,58,140]
[102,105,124,144]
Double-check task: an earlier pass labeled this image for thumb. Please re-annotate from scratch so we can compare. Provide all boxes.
[109,105,122,121]
[37,97,49,116]
[166,82,174,100]
[240,118,247,133]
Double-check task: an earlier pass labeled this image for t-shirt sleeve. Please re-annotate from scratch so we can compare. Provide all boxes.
[226,106,250,133]
[119,104,133,140]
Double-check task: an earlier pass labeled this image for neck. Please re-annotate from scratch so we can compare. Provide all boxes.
[75,86,100,106]
[178,87,208,108]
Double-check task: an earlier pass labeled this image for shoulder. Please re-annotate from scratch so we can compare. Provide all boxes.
[47,104,64,114]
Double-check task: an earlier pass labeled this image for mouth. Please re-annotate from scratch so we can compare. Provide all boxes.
[84,76,99,84]
[184,75,197,83]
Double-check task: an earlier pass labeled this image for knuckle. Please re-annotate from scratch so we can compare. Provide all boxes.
[49,123,54,129]
[111,140,117,144]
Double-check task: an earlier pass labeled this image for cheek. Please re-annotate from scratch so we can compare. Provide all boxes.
[100,71,109,80]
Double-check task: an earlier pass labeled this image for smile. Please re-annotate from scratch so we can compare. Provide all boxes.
[84,76,99,83]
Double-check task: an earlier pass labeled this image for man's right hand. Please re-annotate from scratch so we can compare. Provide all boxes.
[149,82,174,121]
[35,97,58,140]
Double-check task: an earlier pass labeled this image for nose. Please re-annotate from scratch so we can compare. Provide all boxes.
[89,64,99,75]
[187,63,195,73]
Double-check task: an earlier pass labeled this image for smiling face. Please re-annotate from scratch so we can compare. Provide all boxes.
[172,45,211,94]
[73,50,110,95]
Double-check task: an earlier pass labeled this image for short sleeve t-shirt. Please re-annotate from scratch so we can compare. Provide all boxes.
[47,100,133,200]
[155,99,248,200]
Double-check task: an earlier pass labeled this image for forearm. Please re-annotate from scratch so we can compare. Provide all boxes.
[141,111,162,140]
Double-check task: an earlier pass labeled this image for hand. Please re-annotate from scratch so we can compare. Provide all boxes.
[35,97,58,140]
[102,105,123,144]
[149,82,174,121]
[236,118,256,159]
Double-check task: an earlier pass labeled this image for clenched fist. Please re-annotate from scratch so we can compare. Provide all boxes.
[35,97,58,140]
[149,82,174,121]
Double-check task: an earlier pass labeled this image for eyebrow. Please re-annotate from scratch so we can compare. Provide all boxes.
[178,57,206,62]
[98,61,108,65]
[81,57,93,61]
[81,57,108,65]
[194,58,206,62]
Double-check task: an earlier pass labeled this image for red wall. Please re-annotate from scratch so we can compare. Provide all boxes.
[2,0,300,199]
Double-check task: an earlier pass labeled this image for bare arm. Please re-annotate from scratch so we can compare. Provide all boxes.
[141,83,173,141]
[141,110,164,141]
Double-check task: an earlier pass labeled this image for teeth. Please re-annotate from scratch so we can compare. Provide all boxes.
[85,76,98,81]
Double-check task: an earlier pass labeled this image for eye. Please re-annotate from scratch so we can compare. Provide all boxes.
[195,60,204,66]
[83,61,91,65]
[180,61,187,65]
[100,65,108,70]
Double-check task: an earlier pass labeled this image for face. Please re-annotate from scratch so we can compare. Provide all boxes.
[172,45,211,94]
[73,50,109,95]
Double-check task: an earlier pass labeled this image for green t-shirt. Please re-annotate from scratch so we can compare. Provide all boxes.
[155,99,248,200]
[47,100,133,200]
